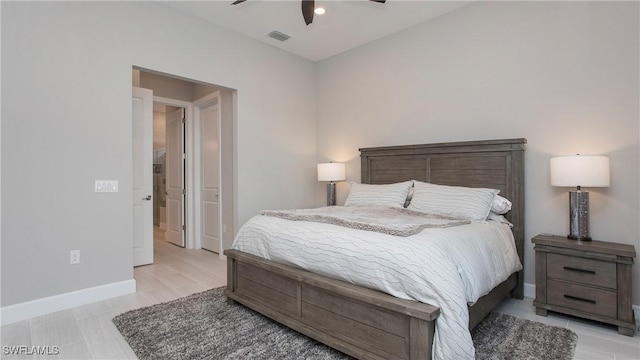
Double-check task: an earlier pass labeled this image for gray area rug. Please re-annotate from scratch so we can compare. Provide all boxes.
[113,287,577,360]
[472,312,577,360]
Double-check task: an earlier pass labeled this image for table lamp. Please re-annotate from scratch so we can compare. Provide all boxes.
[317,162,346,206]
[550,155,610,241]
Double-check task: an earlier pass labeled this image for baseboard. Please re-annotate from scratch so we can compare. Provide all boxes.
[523,282,640,323]
[523,281,535,299]
[0,279,136,326]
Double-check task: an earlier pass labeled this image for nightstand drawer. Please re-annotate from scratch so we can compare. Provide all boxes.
[547,253,616,289]
[548,280,617,318]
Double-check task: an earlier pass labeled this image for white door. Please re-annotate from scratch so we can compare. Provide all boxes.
[132,87,154,266]
[166,108,186,247]
[200,103,221,253]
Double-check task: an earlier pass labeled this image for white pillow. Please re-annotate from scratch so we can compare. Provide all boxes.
[408,181,499,221]
[344,181,413,208]
[491,195,512,214]
[487,212,514,227]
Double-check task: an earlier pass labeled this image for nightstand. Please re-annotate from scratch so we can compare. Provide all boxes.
[532,234,636,336]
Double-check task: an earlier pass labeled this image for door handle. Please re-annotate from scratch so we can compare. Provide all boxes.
[142,195,152,201]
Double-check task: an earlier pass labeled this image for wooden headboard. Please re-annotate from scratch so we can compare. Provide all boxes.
[360,138,526,298]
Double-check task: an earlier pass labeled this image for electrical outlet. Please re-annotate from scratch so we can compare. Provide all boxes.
[223,224,227,233]
[70,250,80,265]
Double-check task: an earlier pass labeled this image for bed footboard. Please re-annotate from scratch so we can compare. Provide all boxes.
[225,249,440,360]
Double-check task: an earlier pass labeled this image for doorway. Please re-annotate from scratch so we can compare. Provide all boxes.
[133,68,236,267]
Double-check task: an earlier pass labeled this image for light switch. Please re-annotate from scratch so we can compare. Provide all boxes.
[95,180,119,193]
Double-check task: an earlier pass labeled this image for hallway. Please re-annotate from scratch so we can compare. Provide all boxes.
[133,227,226,304]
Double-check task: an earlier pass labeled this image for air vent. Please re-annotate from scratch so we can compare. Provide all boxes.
[267,30,291,42]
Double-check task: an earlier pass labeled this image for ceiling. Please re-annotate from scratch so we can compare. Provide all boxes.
[163,1,471,62]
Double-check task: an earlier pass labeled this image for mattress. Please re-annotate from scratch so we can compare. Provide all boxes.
[232,211,522,360]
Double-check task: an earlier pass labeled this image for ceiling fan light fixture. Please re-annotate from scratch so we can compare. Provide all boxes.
[232,0,384,26]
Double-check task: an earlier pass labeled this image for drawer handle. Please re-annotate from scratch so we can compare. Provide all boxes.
[563,266,596,275]
[564,294,596,305]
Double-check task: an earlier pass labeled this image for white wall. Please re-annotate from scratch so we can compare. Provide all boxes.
[1,2,317,306]
[317,2,640,304]
[3,0,638,313]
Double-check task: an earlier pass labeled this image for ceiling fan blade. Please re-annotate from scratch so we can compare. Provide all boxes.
[301,0,314,25]
[369,0,386,2]
[230,0,246,5]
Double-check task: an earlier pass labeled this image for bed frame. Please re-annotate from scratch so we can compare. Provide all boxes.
[225,138,526,360]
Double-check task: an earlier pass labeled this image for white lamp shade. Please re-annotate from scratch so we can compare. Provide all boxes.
[550,155,610,187]
[317,162,346,182]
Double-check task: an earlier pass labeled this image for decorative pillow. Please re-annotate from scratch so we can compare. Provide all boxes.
[408,181,499,221]
[491,195,512,215]
[344,181,413,208]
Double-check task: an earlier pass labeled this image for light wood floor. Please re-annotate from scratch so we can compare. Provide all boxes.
[1,228,638,359]
[1,228,226,360]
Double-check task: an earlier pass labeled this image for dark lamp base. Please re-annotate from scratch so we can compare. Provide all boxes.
[326,182,337,206]
[567,234,592,241]
[568,190,591,242]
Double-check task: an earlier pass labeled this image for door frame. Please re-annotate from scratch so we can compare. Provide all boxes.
[193,91,222,255]
[153,96,197,249]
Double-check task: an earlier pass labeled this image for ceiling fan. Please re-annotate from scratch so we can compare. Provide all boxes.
[231,0,386,26]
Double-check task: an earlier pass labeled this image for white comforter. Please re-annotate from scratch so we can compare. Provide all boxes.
[232,212,522,360]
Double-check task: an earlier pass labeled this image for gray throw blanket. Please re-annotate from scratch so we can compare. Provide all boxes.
[261,206,470,237]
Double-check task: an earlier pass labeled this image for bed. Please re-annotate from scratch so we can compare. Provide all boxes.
[225,138,526,360]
